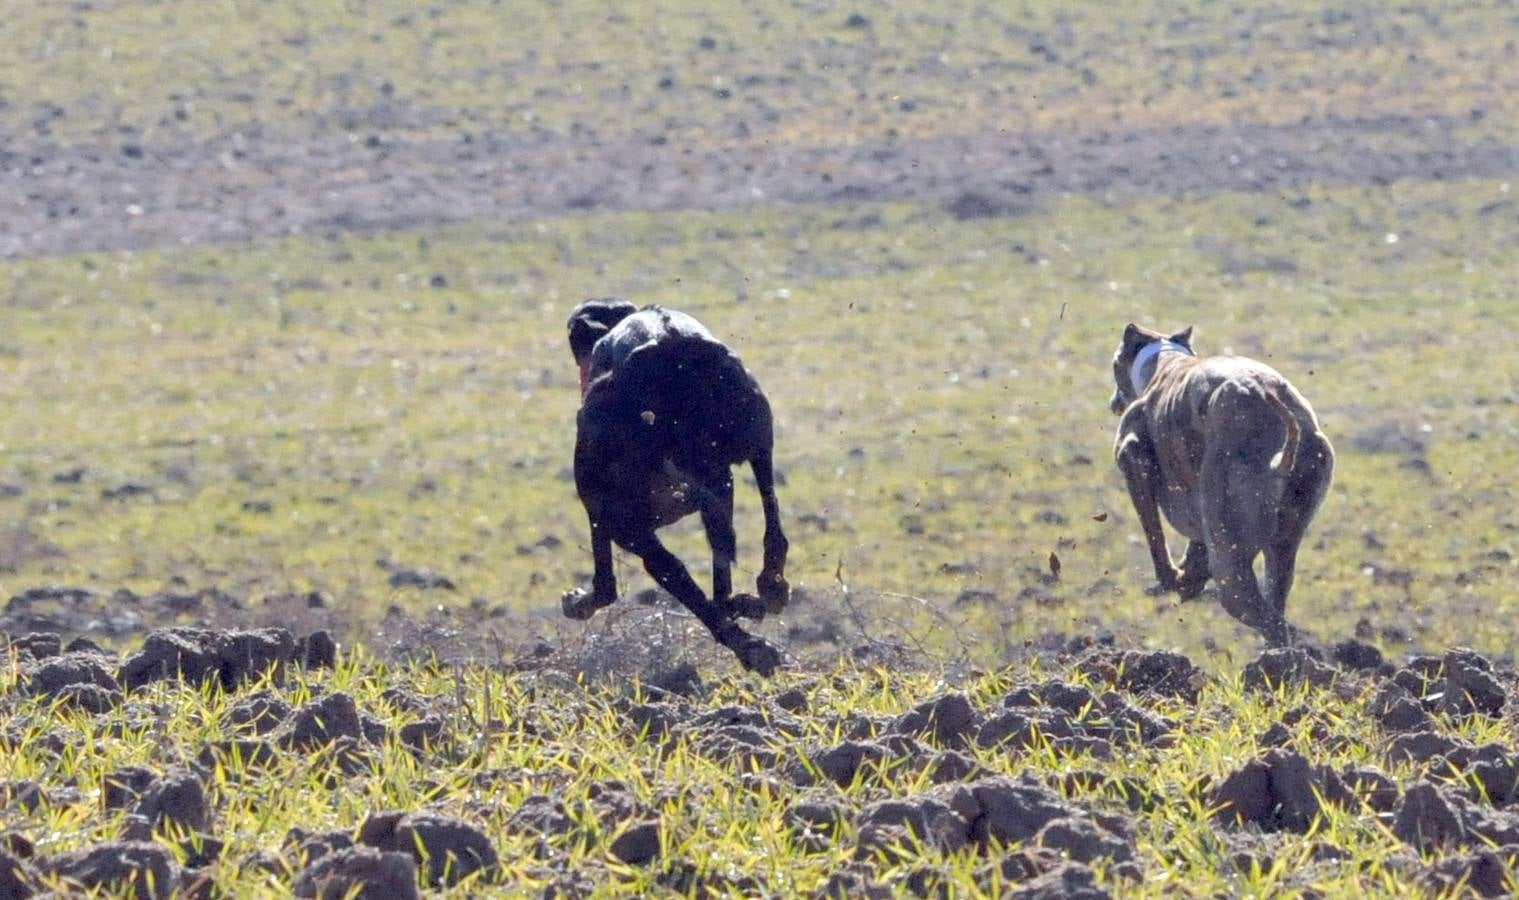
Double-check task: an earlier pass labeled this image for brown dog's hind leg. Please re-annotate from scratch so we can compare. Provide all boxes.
[1263,430,1335,620]
[751,448,791,615]
[623,531,781,675]
[1199,463,1288,646]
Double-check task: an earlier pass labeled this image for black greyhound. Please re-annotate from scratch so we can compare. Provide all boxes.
[563,299,791,675]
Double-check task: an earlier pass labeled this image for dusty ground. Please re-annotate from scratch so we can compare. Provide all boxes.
[5,113,1516,260]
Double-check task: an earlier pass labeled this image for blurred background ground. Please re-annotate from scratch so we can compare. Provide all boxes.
[1,0,1517,671]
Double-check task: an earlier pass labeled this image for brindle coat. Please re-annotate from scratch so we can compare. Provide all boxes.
[1110,323,1334,646]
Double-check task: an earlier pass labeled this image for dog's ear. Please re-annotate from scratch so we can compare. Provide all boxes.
[567,298,637,362]
[1170,326,1195,349]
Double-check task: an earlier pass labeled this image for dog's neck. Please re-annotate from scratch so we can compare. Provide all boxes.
[1129,340,1193,395]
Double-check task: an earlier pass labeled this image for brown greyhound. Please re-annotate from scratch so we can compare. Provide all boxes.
[563,299,790,675]
[1109,323,1334,646]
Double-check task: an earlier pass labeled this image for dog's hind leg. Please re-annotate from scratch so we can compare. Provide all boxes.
[623,531,781,676]
[1198,397,1289,645]
[750,447,791,614]
[1263,430,1335,619]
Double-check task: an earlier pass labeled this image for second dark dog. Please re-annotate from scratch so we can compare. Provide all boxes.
[563,299,791,675]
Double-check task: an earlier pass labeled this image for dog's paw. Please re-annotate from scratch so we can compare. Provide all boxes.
[731,635,781,677]
[561,586,613,621]
[729,593,770,621]
[1176,575,1209,602]
[757,573,790,615]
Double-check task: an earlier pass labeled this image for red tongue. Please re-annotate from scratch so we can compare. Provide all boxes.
[578,362,590,397]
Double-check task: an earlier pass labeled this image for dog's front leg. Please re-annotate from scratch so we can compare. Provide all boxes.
[1116,428,1183,593]
[562,514,619,620]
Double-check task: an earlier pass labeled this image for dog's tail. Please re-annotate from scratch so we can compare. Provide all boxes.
[1265,387,1301,473]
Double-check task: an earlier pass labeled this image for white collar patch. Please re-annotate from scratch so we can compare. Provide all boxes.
[1129,339,1193,395]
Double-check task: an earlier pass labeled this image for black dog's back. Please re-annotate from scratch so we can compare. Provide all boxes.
[581,334,770,474]
[578,309,772,489]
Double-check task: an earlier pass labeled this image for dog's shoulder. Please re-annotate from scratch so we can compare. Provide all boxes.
[589,308,722,377]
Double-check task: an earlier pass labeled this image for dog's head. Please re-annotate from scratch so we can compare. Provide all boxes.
[1110,323,1194,414]
[567,298,638,395]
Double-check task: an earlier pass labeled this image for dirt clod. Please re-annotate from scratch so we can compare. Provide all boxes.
[0,848,36,899]
[1011,862,1110,899]
[1036,816,1140,878]
[893,693,981,749]
[41,840,180,900]
[1394,780,1519,851]
[1077,648,1200,701]
[280,693,364,751]
[609,820,662,865]
[227,691,292,735]
[293,846,419,900]
[24,651,120,698]
[807,741,890,788]
[1242,647,1336,693]
[1211,749,1351,833]
[1424,846,1519,897]
[1330,639,1384,672]
[103,767,158,812]
[358,810,498,886]
[134,769,210,834]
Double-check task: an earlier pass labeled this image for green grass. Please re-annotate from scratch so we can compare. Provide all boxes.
[4,0,1516,147]
[0,647,1506,896]
[3,177,1518,664]
[4,0,1519,896]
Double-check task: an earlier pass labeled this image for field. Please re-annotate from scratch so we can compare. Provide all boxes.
[3,0,1519,896]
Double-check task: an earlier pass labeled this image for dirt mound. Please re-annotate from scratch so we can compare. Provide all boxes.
[277,693,364,751]
[1424,847,1519,897]
[855,772,1135,875]
[1076,648,1201,701]
[0,848,37,899]
[1211,749,1352,833]
[1394,781,1519,851]
[293,846,419,900]
[39,841,180,900]
[892,693,981,749]
[1242,647,1337,692]
[977,680,1174,758]
[1390,649,1511,719]
[357,811,499,886]
[119,626,333,691]
[133,769,211,834]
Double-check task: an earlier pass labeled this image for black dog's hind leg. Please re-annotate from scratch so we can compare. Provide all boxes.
[623,531,781,676]
[750,447,790,614]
